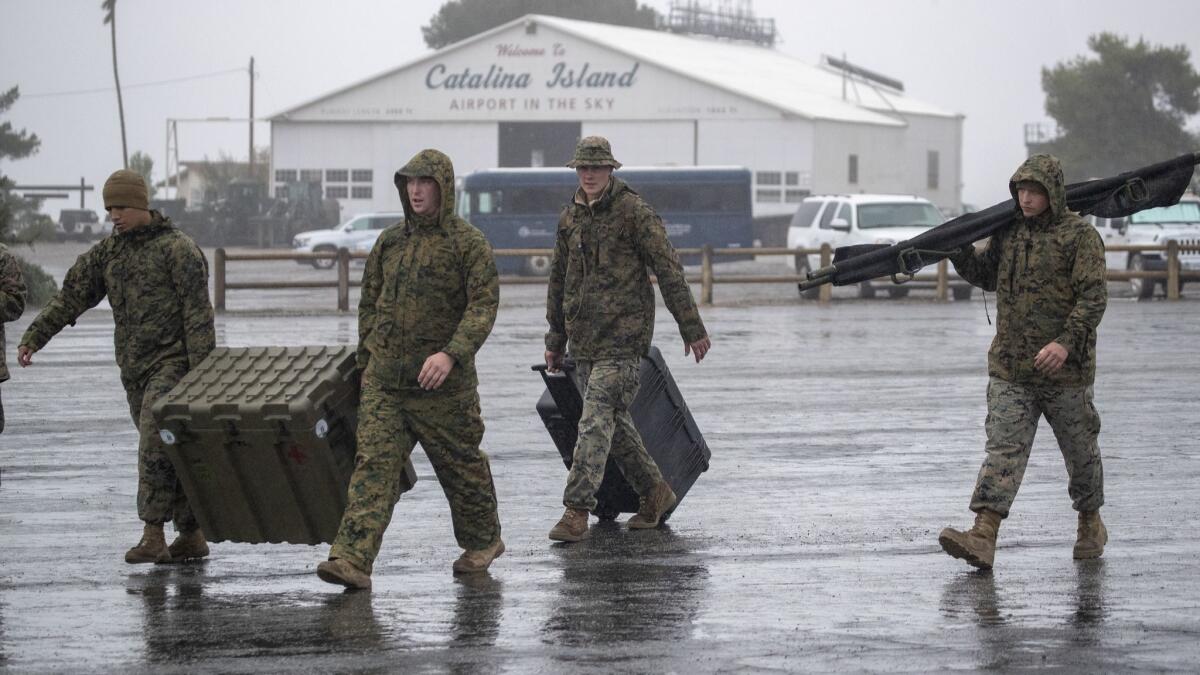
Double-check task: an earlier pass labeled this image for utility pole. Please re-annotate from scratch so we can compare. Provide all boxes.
[102,0,128,168]
[248,56,255,178]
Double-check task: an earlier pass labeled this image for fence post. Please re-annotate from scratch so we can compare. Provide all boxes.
[701,244,714,305]
[1167,240,1180,300]
[819,244,833,305]
[935,259,949,302]
[337,247,351,311]
[214,247,226,313]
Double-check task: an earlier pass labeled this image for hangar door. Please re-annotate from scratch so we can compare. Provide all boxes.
[498,122,581,167]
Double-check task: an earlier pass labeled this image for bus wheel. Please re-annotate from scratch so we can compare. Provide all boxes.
[524,255,552,276]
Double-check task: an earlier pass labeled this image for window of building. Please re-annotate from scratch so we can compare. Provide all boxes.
[351,169,373,183]
[274,169,297,183]
[785,171,800,186]
[325,186,348,199]
[755,171,782,186]
[785,189,810,203]
[848,154,859,185]
[325,169,348,183]
[299,169,322,183]
[755,189,782,203]
[927,150,940,190]
[351,185,373,199]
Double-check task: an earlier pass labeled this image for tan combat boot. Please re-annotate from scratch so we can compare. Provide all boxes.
[938,509,1002,569]
[168,529,210,562]
[125,523,171,564]
[453,538,506,574]
[548,507,590,542]
[1073,510,1107,559]
[317,558,372,590]
[627,480,678,529]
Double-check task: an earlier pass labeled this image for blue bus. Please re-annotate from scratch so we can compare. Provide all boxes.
[457,166,754,275]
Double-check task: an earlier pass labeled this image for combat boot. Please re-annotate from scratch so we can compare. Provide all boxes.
[452,538,506,574]
[1073,510,1107,559]
[627,480,678,529]
[167,529,210,562]
[125,523,171,564]
[548,507,590,542]
[938,509,1002,569]
[317,558,372,591]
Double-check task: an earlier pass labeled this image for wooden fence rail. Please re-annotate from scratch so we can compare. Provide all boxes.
[212,242,1200,312]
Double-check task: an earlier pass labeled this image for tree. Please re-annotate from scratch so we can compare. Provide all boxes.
[190,150,269,203]
[422,0,661,50]
[1040,33,1200,180]
[0,86,42,241]
[129,151,157,199]
[102,0,128,168]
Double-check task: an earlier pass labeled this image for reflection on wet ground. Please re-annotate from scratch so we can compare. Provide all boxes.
[2,285,1199,670]
[542,524,708,650]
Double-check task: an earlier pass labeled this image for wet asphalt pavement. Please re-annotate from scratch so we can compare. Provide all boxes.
[2,243,1199,672]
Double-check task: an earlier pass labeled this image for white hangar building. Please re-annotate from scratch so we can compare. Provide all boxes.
[269,13,963,220]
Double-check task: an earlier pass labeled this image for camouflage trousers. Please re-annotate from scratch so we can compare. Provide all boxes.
[330,374,501,574]
[970,376,1104,518]
[124,360,197,532]
[563,358,663,511]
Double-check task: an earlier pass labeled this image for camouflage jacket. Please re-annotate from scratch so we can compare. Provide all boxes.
[0,244,28,383]
[952,155,1107,387]
[546,177,706,360]
[20,215,216,390]
[358,149,499,394]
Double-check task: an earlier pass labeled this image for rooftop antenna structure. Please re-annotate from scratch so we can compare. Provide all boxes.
[665,0,777,47]
[822,54,905,94]
[822,54,905,117]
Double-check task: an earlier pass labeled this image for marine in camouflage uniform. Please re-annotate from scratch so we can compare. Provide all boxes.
[0,243,28,434]
[319,149,502,590]
[19,170,216,564]
[939,154,1108,569]
[545,136,711,542]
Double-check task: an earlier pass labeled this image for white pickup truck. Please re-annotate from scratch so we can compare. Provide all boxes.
[1091,194,1200,299]
[786,193,972,299]
[292,212,404,268]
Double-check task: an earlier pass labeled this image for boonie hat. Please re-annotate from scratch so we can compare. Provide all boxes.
[566,136,622,169]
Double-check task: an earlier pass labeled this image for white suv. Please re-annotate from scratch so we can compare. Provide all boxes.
[786,194,972,299]
[1091,194,1200,299]
[292,212,404,268]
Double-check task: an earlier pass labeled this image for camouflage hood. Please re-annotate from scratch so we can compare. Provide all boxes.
[1009,153,1068,224]
[394,149,456,227]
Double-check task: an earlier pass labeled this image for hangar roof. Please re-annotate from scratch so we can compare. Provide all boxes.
[275,13,958,127]
[532,15,957,125]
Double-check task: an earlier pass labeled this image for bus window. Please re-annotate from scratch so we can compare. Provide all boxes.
[504,187,564,214]
[472,191,496,215]
[633,184,748,214]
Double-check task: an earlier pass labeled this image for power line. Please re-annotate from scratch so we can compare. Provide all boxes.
[22,67,247,99]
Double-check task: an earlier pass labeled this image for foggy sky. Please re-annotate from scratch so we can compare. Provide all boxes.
[2,0,1198,217]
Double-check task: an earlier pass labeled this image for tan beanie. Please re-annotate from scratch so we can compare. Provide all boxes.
[102,169,150,210]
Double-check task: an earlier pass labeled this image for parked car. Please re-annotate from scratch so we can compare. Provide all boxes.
[58,209,109,240]
[292,212,403,269]
[1090,194,1200,299]
[786,194,973,299]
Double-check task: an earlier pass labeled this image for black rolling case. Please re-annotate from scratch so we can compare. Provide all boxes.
[533,345,710,521]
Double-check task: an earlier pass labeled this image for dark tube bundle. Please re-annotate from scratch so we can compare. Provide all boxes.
[799,152,1200,290]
